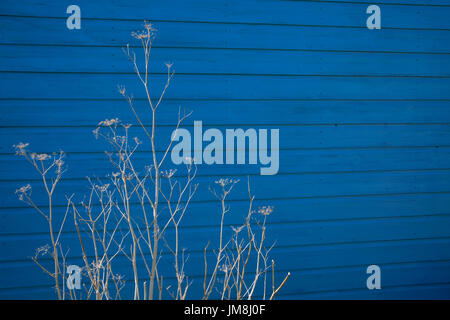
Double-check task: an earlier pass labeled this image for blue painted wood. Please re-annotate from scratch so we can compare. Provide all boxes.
[2,0,450,29]
[3,73,450,100]
[2,192,450,235]
[1,0,450,299]
[3,169,450,207]
[2,17,450,53]
[2,125,449,154]
[2,215,450,262]
[2,147,450,180]
[2,100,450,126]
[2,239,450,299]
[2,46,450,76]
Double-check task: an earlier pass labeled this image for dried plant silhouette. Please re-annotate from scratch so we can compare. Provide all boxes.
[14,22,289,300]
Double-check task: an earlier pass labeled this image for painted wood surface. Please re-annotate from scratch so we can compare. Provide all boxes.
[0,0,450,299]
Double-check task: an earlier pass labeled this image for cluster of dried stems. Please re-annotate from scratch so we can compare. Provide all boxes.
[14,22,289,300]
[203,178,290,300]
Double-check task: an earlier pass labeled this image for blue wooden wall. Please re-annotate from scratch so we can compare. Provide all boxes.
[1,0,450,299]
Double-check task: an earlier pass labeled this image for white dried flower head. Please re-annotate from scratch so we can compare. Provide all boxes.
[114,273,125,286]
[95,184,110,193]
[35,244,50,257]
[132,30,149,39]
[258,206,274,216]
[98,118,120,127]
[161,169,177,179]
[134,137,142,145]
[165,61,174,70]
[231,225,245,234]
[111,172,120,178]
[13,142,29,155]
[36,153,51,161]
[113,135,126,145]
[55,159,64,168]
[132,21,157,39]
[143,21,156,32]
[122,123,132,130]
[215,178,240,187]
[15,184,32,201]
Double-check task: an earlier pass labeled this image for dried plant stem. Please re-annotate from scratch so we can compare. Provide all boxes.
[270,272,291,300]
[14,147,66,299]
[14,22,289,300]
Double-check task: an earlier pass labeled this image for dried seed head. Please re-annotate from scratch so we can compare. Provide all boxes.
[131,22,157,40]
[98,118,120,127]
[165,61,174,70]
[35,244,50,257]
[219,264,229,273]
[134,137,142,145]
[15,184,32,201]
[95,184,110,193]
[13,142,29,156]
[231,225,245,234]
[161,169,177,178]
[111,172,120,178]
[214,178,239,187]
[258,206,274,216]
[36,153,51,161]
[55,159,64,168]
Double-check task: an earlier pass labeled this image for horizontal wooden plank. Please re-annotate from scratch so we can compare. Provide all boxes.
[1,45,450,76]
[2,125,449,154]
[2,73,450,100]
[2,100,450,127]
[1,17,450,53]
[3,169,450,207]
[2,192,450,234]
[1,0,450,29]
[2,147,450,180]
[2,214,450,263]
